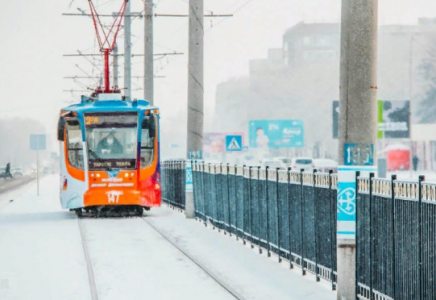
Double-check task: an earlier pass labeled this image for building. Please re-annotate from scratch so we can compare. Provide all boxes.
[213,19,436,160]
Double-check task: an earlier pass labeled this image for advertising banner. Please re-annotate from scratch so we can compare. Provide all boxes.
[249,120,304,149]
[333,100,410,139]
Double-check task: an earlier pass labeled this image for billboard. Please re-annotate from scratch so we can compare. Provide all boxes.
[249,120,304,149]
[332,100,410,139]
[377,100,410,139]
[203,132,244,157]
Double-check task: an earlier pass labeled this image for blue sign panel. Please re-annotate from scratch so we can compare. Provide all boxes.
[249,120,304,149]
[188,150,203,160]
[30,134,46,151]
[344,143,374,166]
[225,135,242,152]
[337,166,377,240]
[185,161,193,192]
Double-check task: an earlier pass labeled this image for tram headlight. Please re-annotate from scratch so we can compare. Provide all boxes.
[96,173,100,178]
[125,173,129,178]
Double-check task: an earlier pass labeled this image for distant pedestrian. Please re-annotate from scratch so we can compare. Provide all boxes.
[412,155,419,171]
[5,163,13,179]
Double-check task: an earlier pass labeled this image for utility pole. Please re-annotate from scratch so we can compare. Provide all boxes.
[124,0,132,100]
[338,0,378,299]
[185,0,204,218]
[144,0,154,104]
[113,44,119,87]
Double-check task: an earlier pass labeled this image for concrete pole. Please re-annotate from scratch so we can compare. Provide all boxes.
[185,0,204,218]
[144,0,154,104]
[124,0,132,100]
[113,44,119,88]
[338,0,378,299]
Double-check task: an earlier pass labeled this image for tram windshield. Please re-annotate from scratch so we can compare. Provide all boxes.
[84,113,138,170]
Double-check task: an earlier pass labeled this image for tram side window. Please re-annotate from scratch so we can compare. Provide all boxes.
[141,128,154,168]
[67,123,84,169]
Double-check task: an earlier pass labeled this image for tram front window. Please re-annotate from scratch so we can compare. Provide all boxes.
[85,113,138,170]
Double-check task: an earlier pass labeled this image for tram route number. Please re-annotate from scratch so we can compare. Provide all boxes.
[85,116,99,125]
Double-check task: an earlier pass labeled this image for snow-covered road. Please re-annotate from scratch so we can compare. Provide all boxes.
[0,176,335,300]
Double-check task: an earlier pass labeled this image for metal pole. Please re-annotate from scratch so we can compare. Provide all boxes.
[124,0,132,100]
[409,36,414,178]
[144,0,154,104]
[338,0,378,299]
[185,0,204,218]
[37,149,40,196]
[113,44,119,87]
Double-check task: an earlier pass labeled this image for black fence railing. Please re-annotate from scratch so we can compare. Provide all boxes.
[191,162,338,290]
[161,160,186,209]
[356,174,436,300]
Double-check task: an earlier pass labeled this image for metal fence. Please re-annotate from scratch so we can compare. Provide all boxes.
[161,160,186,209]
[192,162,338,290]
[356,174,436,300]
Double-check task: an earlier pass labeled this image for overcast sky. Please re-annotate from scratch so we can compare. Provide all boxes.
[0,0,435,150]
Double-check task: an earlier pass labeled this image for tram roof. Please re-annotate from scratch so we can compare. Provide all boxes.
[61,96,158,114]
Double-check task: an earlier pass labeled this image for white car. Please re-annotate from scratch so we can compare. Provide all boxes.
[313,159,338,173]
[291,158,315,172]
[261,159,286,169]
[275,157,293,168]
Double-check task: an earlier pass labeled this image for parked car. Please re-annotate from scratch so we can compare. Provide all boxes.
[313,159,338,173]
[291,157,315,172]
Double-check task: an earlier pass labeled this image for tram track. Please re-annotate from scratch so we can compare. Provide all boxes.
[141,217,244,300]
[78,219,100,300]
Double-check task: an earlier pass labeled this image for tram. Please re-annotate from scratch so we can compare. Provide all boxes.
[57,0,161,216]
[57,94,161,216]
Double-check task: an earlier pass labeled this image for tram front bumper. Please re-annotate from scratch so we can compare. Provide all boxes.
[84,188,159,207]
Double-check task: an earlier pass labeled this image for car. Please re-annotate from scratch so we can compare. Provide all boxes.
[275,157,293,168]
[261,159,285,169]
[12,168,24,178]
[313,159,338,173]
[291,157,315,172]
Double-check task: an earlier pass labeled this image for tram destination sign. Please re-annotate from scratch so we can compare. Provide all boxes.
[89,159,136,169]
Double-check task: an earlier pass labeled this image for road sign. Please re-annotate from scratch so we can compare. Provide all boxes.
[344,143,374,166]
[30,134,46,151]
[225,135,242,152]
[249,120,304,148]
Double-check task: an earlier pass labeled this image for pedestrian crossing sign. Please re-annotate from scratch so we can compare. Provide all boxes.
[225,135,242,152]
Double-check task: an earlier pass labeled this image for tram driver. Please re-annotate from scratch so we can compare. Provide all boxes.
[97,132,124,155]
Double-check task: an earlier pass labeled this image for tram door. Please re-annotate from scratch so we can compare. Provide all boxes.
[60,119,88,209]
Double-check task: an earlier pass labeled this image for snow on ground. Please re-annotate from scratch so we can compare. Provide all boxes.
[0,175,336,300]
[0,175,91,300]
[84,218,235,300]
[146,208,336,300]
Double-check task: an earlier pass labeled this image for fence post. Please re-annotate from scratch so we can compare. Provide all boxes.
[242,164,246,245]
[266,166,271,257]
[355,171,361,298]
[391,174,397,299]
[249,166,254,249]
[258,166,263,255]
[235,164,239,241]
[300,168,305,276]
[418,175,425,300]
[369,172,374,300]
[328,170,335,290]
[202,162,207,226]
[287,167,293,269]
[218,163,223,233]
[226,163,231,236]
[276,167,282,263]
[313,169,319,282]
